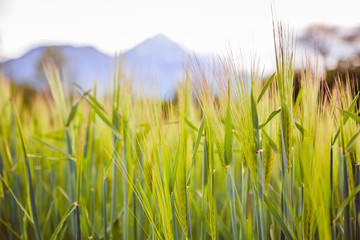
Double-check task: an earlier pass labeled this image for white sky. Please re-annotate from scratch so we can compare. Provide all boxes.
[0,0,359,63]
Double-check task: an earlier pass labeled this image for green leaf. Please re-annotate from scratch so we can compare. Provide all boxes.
[84,97,123,141]
[66,89,91,127]
[337,107,360,123]
[50,203,78,240]
[0,174,33,224]
[295,122,305,135]
[74,84,105,112]
[259,108,281,129]
[346,129,360,152]
[0,218,22,239]
[232,180,248,239]
[202,135,209,187]
[187,116,205,184]
[283,101,305,134]
[332,93,359,145]
[12,99,43,240]
[102,174,108,240]
[226,170,238,239]
[340,119,346,154]
[251,91,259,130]
[257,72,276,103]
[340,154,351,240]
[171,193,179,240]
[333,172,360,222]
[85,91,106,112]
[263,194,295,240]
[170,137,181,192]
[33,137,75,160]
[172,106,200,132]
[185,188,192,239]
[224,99,232,166]
[251,91,261,151]
[136,181,152,219]
[65,98,82,127]
[262,129,278,154]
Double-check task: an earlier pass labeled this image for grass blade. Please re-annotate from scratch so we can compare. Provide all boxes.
[345,129,360,153]
[337,107,360,123]
[186,187,192,240]
[172,106,200,132]
[355,165,360,240]
[262,129,278,154]
[84,97,123,141]
[187,116,205,184]
[12,99,42,240]
[171,193,179,240]
[226,169,238,240]
[200,136,208,240]
[122,143,128,240]
[263,194,295,240]
[330,148,336,240]
[259,108,281,129]
[343,153,351,240]
[334,180,360,222]
[209,169,217,240]
[65,96,85,127]
[257,72,276,103]
[103,174,108,240]
[50,202,78,240]
[0,218,22,239]
[0,174,33,223]
[33,137,75,160]
[224,97,232,166]
[332,92,359,145]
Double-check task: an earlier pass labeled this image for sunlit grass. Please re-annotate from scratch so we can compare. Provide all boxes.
[0,21,360,240]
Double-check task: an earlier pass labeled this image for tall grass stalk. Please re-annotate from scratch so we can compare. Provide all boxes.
[12,100,42,240]
[1,18,360,240]
[355,164,360,239]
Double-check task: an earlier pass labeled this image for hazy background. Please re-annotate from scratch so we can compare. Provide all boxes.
[0,0,358,59]
[0,0,359,96]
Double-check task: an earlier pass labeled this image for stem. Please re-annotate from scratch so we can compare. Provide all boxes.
[171,193,178,240]
[186,187,192,240]
[65,129,76,239]
[201,138,208,240]
[354,164,360,239]
[75,206,81,240]
[103,175,108,240]
[330,148,336,240]
[343,154,351,240]
[122,143,127,240]
[226,169,238,240]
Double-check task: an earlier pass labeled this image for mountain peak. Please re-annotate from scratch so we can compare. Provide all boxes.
[1,35,212,98]
[131,34,183,52]
[144,34,173,43]
[150,34,171,41]
[124,34,186,63]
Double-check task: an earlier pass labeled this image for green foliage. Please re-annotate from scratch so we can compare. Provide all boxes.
[1,21,360,240]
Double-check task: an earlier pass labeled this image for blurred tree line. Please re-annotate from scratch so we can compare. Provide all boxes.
[297,24,360,97]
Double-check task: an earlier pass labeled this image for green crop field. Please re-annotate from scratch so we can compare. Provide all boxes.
[0,23,359,240]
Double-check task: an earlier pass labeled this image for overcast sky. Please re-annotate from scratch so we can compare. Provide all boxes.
[0,0,359,63]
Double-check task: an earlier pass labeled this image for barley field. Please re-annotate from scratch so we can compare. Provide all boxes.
[0,24,359,240]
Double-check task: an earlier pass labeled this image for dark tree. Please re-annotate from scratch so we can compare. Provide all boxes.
[298,24,339,70]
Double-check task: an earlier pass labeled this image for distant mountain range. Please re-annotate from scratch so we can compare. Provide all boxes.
[0,34,214,97]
